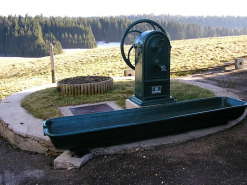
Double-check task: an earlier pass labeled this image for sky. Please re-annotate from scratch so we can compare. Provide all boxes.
[1,0,247,17]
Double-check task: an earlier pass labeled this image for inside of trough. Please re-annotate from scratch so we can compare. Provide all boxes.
[45,97,246,135]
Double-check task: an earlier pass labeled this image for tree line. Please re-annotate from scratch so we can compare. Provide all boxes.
[90,15,247,42]
[123,14,247,30]
[0,14,247,57]
[0,15,96,57]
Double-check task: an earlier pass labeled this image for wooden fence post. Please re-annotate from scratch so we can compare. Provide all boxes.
[50,43,56,83]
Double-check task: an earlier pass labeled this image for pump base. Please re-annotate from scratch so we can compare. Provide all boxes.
[129,95,176,106]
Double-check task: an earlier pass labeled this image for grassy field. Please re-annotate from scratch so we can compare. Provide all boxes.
[0,35,247,102]
[0,57,39,67]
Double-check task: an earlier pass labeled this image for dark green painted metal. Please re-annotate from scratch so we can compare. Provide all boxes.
[120,19,175,106]
[43,97,247,151]
[131,30,175,105]
[120,19,168,70]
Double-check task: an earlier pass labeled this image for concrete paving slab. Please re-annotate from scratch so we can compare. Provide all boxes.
[54,151,94,169]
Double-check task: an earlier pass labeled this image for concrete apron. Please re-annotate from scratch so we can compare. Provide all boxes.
[0,81,246,169]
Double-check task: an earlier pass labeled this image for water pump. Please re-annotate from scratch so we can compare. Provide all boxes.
[120,19,175,106]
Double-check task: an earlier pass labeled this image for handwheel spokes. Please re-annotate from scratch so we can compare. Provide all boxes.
[150,23,156,30]
[127,44,135,61]
[127,30,142,35]
[120,19,168,70]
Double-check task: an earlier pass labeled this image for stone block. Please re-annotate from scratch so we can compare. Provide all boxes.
[124,69,135,76]
[125,99,141,109]
[235,58,244,69]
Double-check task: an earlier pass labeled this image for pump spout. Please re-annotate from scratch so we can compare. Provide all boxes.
[154,59,166,71]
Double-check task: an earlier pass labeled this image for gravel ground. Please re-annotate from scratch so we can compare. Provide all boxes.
[0,65,247,185]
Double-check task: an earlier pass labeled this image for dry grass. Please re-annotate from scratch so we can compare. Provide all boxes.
[171,36,247,71]
[1,35,247,101]
[0,57,39,66]
[21,80,214,120]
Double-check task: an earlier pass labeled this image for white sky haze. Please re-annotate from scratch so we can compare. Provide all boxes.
[1,0,247,17]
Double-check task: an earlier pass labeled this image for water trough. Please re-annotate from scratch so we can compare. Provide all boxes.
[43,96,247,151]
[44,19,247,153]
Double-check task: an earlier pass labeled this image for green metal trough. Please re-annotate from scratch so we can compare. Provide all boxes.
[43,97,247,151]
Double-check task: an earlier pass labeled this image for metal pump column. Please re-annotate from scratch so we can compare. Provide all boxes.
[120,19,175,106]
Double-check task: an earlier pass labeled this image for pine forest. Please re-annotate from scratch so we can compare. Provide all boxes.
[0,14,247,57]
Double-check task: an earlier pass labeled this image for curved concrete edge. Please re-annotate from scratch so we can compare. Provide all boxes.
[0,80,246,161]
[173,79,240,100]
[0,83,63,156]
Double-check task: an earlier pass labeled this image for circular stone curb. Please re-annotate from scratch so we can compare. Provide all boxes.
[0,80,246,159]
[0,84,63,156]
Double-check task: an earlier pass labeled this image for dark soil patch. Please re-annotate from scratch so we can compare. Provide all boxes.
[58,76,111,84]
